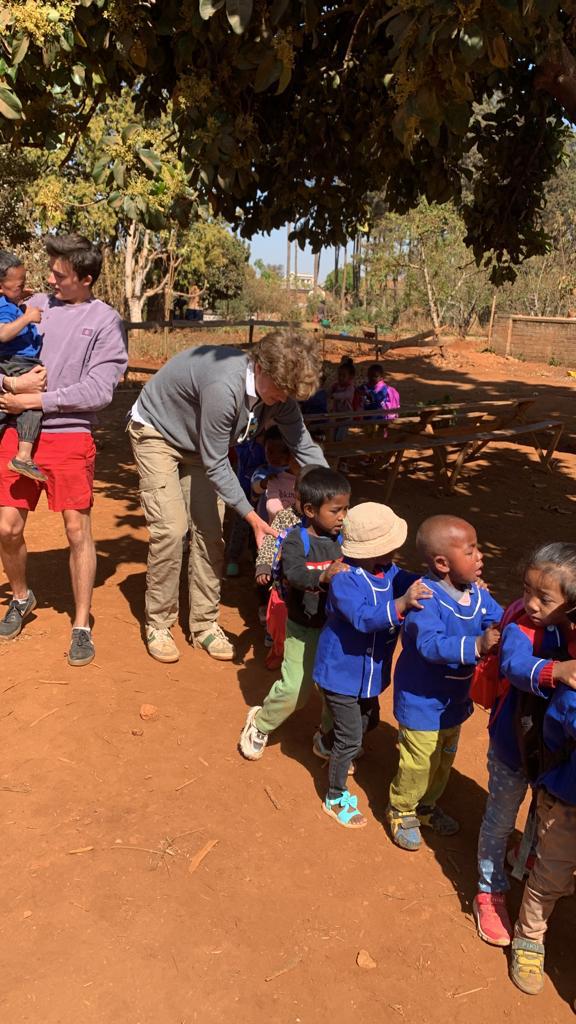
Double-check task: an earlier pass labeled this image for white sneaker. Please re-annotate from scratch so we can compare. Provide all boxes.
[146,625,179,663]
[193,623,234,661]
[239,706,268,760]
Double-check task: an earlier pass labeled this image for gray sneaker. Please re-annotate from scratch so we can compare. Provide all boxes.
[193,623,234,661]
[0,590,37,641]
[68,628,95,667]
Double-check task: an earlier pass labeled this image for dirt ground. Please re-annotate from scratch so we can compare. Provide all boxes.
[1,340,574,1024]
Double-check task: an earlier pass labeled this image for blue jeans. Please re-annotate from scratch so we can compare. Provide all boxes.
[477,744,528,893]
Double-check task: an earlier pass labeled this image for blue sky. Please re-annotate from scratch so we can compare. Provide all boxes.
[247,227,341,282]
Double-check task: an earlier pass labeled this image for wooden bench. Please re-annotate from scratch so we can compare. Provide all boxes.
[323,417,564,499]
[304,397,538,442]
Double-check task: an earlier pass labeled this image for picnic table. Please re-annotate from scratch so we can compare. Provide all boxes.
[307,397,563,498]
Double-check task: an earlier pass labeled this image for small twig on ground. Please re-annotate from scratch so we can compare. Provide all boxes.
[174,776,199,792]
[68,846,94,855]
[0,783,30,793]
[452,984,489,998]
[188,839,219,874]
[169,827,205,843]
[198,757,209,767]
[264,784,281,810]
[38,679,68,686]
[265,958,301,983]
[2,681,21,694]
[28,707,60,728]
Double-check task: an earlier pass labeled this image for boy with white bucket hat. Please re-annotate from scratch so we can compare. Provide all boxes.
[313,502,432,828]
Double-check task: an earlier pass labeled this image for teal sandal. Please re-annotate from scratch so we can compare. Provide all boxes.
[323,790,367,829]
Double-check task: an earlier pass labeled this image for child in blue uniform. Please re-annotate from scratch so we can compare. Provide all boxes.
[505,543,576,1000]
[0,251,45,481]
[388,514,503,851]
[474,543,576,948]
[314,502,433,828]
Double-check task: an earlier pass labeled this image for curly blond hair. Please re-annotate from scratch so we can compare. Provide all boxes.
[253,329,321,401]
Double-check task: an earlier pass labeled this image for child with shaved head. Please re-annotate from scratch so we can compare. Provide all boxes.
[387,515,503,851]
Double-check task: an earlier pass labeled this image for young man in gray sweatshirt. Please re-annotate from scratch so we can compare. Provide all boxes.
[128,330,327,663]
[0,234,127,666]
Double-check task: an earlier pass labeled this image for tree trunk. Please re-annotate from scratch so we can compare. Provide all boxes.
[313,249,321,291]
[334,247,339,296]
[420,242,441,334]
[286,225,291,289]
[341,243,347,312]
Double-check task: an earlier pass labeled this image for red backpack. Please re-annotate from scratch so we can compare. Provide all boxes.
[470,599,544,710]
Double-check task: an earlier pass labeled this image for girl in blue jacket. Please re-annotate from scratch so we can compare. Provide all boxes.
[314,502,432,829]
[474,543,576,959]
[500,543,576,1001]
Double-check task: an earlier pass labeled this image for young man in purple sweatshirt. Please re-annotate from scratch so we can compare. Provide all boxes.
[0,235,127,666]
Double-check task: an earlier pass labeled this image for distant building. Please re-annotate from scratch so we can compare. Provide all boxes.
[286,271,315,289]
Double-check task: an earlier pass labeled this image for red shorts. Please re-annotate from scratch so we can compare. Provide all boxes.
[0,428,96,512]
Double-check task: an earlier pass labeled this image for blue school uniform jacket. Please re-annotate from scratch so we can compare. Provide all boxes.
[538,684,576,805]
[394,580,503,730]
[490,621,562,772]
[313,564,417,699]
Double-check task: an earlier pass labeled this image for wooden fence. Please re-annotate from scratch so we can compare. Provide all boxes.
[122,318,436,379]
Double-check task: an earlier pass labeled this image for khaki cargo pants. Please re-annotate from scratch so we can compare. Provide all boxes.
[515,788,576,944]
[128,420,225,634]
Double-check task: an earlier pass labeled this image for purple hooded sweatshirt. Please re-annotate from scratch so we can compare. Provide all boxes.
[0,293,127,433]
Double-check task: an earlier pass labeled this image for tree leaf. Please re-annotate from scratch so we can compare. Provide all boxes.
[199,0,225,20]
[108,190,124,210]
[226,0,253,35]
[121,123,140,143]
[12,34,30,65]
[112,159,126,187]
[0,86,23,120]
[137,147,162,174]
[254,52,281,92]
[71,64,86,86]
[487,34,509,69]
[92,156,110,184]
[276,64,292,94]
[123,196,139,220]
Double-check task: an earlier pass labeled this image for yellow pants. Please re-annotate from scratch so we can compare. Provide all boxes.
[389,724,461,815]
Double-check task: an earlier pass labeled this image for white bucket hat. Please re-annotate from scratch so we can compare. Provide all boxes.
[341,502,408,558]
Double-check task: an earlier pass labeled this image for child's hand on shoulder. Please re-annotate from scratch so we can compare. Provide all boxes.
[320,559,350,585]
[23,305,42,323]
[552,659,576,688]
[478,625,501,656]
[396,578,433,615]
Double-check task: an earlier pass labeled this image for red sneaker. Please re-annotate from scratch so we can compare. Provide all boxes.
[473,892,512,947]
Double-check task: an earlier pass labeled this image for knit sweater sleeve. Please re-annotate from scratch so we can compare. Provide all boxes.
[270,399,327,468]
[196,380,253,517]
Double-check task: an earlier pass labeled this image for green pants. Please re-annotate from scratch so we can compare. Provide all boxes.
[389,724,461,815]
[255,620,332,735]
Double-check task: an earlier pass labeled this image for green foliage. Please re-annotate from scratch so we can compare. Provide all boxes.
[175,221,249,307]
[324,265,354,294]
[0,1,575,280]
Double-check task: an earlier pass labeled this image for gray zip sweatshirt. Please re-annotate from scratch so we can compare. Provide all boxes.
[135,345,327,517]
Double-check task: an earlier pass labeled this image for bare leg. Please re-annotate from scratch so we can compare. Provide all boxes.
[0,506,29,599]
[62,509,96,627]
[15,441,34,464]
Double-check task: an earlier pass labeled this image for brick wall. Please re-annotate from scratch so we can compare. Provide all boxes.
[491,314,576,365]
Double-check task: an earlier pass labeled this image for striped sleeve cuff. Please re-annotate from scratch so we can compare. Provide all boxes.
[461,635,479,665]
[536,660,556,692]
